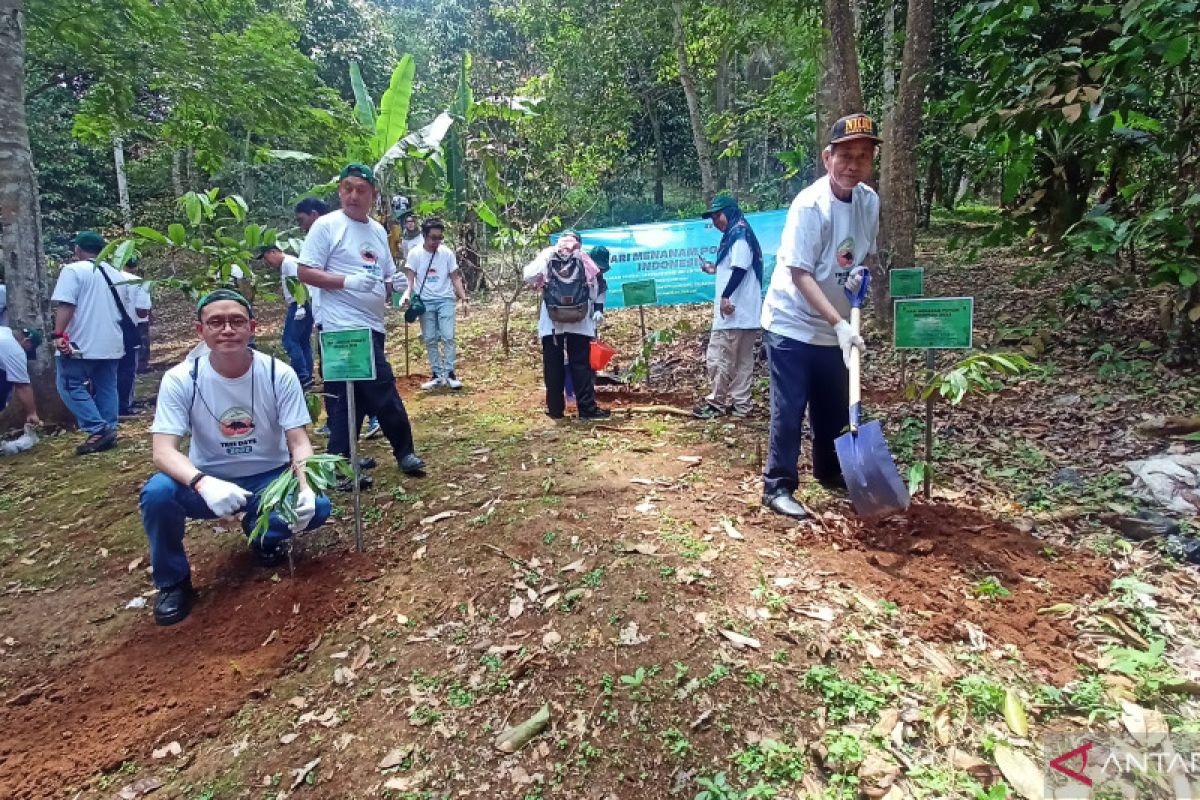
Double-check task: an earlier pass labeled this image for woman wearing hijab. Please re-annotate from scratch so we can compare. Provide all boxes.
[694,194,764,419]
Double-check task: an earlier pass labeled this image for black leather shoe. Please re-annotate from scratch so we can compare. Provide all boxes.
[76,428,117,455]
[336,474,375,492]
[399,453,426,476]
[153,580,194,626]
[358,456,378,470]
[763,491,810,520]
[253,540,287,568]
[578,407,612,421]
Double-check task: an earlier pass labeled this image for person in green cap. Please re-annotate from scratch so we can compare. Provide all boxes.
[140,289,332,625]
[298,163,426,484]
[51,231,128,454]
[694,193,764,420]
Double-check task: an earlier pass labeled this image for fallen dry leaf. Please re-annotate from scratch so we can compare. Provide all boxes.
[719,629,761,649]
[379,743,415,770]
[412,545,427,561]
[127,556,143,573]
[351,642,371,672]
[508,597,525,619]
[151,740,182,760]
[994,745,1044,800]
[280,732,299,745]
[288,757,321,791]
[117,777,164,799]
[721,519,745,540]
[1120,699,1170,748]
[420,510,460,526]
[383,768,431,791]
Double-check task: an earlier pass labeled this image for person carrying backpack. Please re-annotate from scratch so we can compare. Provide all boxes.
[523,230,610,421]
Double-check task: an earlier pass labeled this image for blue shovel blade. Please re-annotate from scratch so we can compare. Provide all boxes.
[834,419,911,519]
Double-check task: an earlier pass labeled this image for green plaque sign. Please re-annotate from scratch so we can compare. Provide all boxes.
[622,279,658,307]
[320,328,377,381]
[894,298,974,350]
[889,268,924,298]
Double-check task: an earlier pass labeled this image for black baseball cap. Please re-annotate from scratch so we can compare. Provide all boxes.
[829,113,883,145]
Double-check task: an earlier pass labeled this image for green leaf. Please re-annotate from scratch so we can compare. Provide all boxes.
[1003,688,1029,736]
[132,227,170,245]
[167,223,187,246]
[372,55,415,161]
[1163,34,1191,66]
[349,62,377,130]
[243,225,261,250]
[475,201,499,228]
[224,196,248,222]
[110,240,136,270]
[183,194,202,226]
[264,149,316,161]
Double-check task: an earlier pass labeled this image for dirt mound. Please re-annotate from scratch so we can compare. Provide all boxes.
[0,551,372,797]
[812,502,1109,682]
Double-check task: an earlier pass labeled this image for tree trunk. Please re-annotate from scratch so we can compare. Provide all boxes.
[113,136,132,232]
[171,150,183,197]
[878,0,933,318]
[824,0,866,116]
[882,0,896,121]
[920,149,939,229]
[670,0,716,199]
[644,94,666,208]
[0,0,68,428]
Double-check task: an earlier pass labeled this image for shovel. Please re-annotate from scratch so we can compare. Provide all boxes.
[834,271,911,519]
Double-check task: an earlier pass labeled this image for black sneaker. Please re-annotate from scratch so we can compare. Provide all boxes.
[691,403,724,420]
[336,474,375,492]
[252,540,287,568]
[578,408,612,421]
[399,453,426,476]
[76,428,117,455]
[153,580,194,626]
[358,456,378,470]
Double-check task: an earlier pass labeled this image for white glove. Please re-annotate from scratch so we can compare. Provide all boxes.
[845,266,870,295]
[343,273,379,293]
[834,319,866,368]
[592,310,604,326]
[294,306,308,320]
[196,476,252,517]
[291,489,317,532]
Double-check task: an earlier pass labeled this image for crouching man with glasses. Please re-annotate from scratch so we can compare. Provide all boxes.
[139,290,332,626]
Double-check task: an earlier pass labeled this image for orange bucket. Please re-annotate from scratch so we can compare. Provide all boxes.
[590,340,616,371]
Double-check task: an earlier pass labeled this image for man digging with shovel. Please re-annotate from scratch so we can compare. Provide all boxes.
[760,114,881,520]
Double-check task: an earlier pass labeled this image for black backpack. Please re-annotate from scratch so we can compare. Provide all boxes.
[543,251,590,324]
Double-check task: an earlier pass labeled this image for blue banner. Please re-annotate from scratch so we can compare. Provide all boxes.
[569,209,789,310]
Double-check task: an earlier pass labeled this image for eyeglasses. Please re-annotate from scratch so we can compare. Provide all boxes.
[203,317,251,331]
[428,234,445,242]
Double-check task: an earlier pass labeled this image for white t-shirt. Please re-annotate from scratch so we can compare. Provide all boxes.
[712,239,762,331]
[402,233,424,259]
[151,350,310,478]
[280,255,301,305]
[51,260,126,360]
[523,246,601,338]
[761,177,879,346]
[117,271,152,322]
[0,284,7,326]
[0,326,29,385]
[299,210,396,333]
[405,245,459,302]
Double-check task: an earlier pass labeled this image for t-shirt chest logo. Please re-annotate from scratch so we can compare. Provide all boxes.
[359,243,380,274]
[836,237,856,267]
[218,407,256,439]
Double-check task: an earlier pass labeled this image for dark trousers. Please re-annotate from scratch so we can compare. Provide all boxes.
[282,302,314,384]
[762,331,849,496]
[117,345,138,414]
[137,322,151,372]
[326,330,415,462]
[541,333,598,417]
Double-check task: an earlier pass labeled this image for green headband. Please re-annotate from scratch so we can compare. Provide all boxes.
[195,289,254,319]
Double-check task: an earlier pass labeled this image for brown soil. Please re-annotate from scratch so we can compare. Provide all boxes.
[0,550,373,797]
[810,501,1110,682]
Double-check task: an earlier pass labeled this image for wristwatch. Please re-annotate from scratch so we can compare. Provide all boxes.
[188,472,208,492]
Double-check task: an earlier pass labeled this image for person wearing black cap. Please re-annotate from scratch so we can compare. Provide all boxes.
[0,325,42,426]
[695,193,764,420]
[760,113,880,520]
[298,163,426,481]
[139,289,332,625]
[51,231,128,454]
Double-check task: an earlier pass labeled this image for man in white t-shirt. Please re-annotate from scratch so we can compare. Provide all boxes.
[760,114,878,520]
[51,231,127,455]
[259,245,314,387]
[694,194,764,420]
[298,163,425,480]
[0,325,42,427]
[141,290,332,625]
[402,217,468,390]
[115,264,152,416]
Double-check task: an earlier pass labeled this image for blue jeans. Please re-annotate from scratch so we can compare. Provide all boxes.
[762,332,849,497]
[56,356,119,434]
[140,466,333,588]
[282,302,314,384]
[419,297,457,377]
